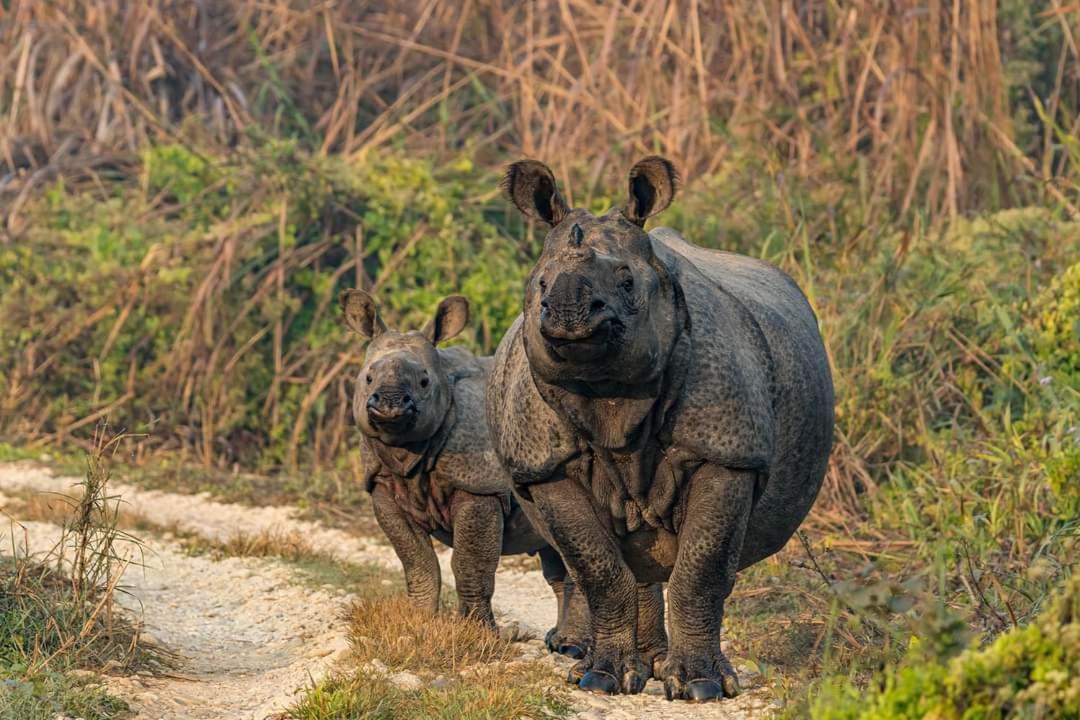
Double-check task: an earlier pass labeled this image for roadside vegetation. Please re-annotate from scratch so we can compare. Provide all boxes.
[0,436,153,719]
[2,1,1078,717]
[287,596,570,720]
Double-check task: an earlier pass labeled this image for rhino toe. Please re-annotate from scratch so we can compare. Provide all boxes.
[579,669,620,695]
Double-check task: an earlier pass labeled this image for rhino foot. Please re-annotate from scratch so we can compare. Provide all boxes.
[545,626,591,659]
[640,646,667,679]
[660,651,740,702]
[569,649,647,695]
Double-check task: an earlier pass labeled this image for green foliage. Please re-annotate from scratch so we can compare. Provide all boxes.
[794,575,1079,720]
[1033,261,1080,385]
[3,134,1077,715]
[0,671,129,720]
[0,142,525,470]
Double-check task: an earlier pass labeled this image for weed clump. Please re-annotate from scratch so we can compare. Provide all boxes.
[0,435,151,718]
[345,595,515,673]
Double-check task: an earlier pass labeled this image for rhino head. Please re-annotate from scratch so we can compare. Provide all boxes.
[340,289,469,444]
[502,157,684,389]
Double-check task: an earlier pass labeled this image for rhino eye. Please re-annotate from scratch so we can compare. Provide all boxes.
[420,376,430,389]
[538,277,548,292]
[365,374,373,384]
[618,267,634,292]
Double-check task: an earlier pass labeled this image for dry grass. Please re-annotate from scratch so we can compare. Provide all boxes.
[286,662,570,720]
[214,528,317,561]
[2,0,1077,229]
[0,489,79,524]
[288,596,569,720]
[346,595,517,674]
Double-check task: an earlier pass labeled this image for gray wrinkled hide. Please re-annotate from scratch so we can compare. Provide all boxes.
[487,216,834,698]
[488,227,833,564]
[346,305,591,648]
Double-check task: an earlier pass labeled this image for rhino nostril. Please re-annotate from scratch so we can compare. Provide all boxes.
[367,394,379,407]
[402,394,413,406]
[590,299,606,313]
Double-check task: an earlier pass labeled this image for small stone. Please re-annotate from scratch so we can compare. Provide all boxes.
[362,658,388,674]
[389,670,422,691]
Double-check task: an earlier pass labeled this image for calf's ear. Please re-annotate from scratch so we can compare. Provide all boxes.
[625,156,679,226]
[502,160,570,226]
[340,289,386,338]
[423,295,469,345]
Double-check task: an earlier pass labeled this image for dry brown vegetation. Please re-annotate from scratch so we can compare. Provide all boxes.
[286,595,569,720]
[345,595,518,673]
[3,0,1078,229]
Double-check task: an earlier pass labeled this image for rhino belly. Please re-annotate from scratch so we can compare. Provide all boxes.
[619,526,678,583]
[500,498,549,555]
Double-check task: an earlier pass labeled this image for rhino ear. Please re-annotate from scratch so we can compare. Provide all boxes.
[422,295,469,345]
[340,289,386,338]
[625,156,679,226]
[502,160,570,226]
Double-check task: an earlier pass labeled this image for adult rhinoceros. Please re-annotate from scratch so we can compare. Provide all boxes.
[486,157,834,702]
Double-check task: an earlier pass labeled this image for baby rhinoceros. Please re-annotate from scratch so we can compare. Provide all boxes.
[487,157,835,701]
[340,289,589,651]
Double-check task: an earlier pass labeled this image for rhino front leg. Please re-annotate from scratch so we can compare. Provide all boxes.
[662,464,754,702]
[449,492,502,629]
[539,546,592,659]
[371,484,441,612]
[529,477,647,695]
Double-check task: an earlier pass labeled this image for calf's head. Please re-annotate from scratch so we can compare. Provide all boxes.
[340,290,469,445]
[503,156,683,388]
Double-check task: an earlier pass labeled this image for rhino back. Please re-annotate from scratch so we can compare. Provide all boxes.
[652,227,835,561]
[435,349,513,498]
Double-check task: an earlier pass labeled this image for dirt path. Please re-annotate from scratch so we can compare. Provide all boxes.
[0,462,777,719]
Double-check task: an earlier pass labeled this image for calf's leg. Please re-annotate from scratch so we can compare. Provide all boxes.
[539,546,592,659]
[371,484,441,612]
[449,492,503,628]
[637,582,668,678]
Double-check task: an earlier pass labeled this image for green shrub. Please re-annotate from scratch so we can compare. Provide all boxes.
[0,143,526,470]
[795,575,1079,719]
[1033,261,1080,386]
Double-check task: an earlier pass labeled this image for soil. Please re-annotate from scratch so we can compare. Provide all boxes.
[0,462,777,719]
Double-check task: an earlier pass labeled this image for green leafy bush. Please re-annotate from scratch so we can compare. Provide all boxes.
[797,575,1079,719]
[1033,261,1080,385]
[0,143,526,470]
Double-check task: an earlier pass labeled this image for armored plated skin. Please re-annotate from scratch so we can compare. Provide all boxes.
[341,290,590,653]
[486,157,834,701]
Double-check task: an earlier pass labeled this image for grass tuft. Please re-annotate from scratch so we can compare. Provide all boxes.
[286,664,570,720]
[345,596,516,674]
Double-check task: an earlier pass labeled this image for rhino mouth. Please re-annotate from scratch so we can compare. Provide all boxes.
[541,318,616,363]
[366,407,419,434]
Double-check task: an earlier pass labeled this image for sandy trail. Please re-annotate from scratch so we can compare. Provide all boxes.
[0,462,776,719]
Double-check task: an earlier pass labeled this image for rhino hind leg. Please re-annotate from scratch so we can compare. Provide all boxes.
[449,493,503,629]
[539,546,592,659]
[529,477,648,695]
[662,464,754,702]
